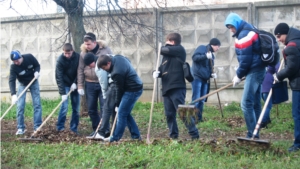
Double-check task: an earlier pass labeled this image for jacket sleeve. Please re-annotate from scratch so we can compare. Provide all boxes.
[55,58,66,95]
[112,74,125,107]
[31,54,40,72]
[9,65,17,95]
[161,45,182,57]
[77,53,85,89]
[95,63,108,99]
[192,46,207,62]
[277,46,300,81]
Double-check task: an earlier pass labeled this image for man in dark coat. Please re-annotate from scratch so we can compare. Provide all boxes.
[55,43,80,134]
[273,23,300,152]
[153,32,199,140]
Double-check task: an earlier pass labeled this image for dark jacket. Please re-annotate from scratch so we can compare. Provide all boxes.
[108,55,143,106]
[158,44,186,96]
[225,13,265,78]
[261,63,280,93]
[277,27,300,90]
[192,45,215,81]
[9,54,40,95]
[55,52,80,95]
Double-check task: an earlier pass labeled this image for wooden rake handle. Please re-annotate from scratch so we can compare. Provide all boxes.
[191,77,245,105]
[0,77,37,121]
[30,89,73,138]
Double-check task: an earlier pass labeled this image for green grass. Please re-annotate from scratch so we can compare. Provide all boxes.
[1,100,298,168]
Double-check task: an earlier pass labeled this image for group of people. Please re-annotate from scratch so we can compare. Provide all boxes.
[8,13,300,152]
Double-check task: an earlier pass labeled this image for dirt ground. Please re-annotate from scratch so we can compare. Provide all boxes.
[0,116,294,145]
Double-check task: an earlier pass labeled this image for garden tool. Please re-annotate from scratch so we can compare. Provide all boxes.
[147,42,162,144]
[237,59,284,146]
[209,59,224,118]
[0,77,37,122]
[86,118,103,140]
[19,90,72,142]
[178,78,245,116]
[107,109,118,144]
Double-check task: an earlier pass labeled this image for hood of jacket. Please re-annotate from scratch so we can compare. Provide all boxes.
[285,27,300,45]
[80,40,109,53]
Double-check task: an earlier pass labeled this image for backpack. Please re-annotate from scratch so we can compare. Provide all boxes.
[244,27,280,66]
[175,57,194,82]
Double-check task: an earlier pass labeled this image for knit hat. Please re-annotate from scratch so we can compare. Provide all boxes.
[84,52,96,65]
[209,38,221,46]
[10,50,22,60]
[274,23,289,35]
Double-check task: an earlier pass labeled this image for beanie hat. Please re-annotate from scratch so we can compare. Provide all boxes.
[84,52,96,65]
[274,23,289,35]
[209,38,221,46]
[10,50,22,60]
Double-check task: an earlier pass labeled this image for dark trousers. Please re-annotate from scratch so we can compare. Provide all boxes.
[163,88,199,139]
[85,81,104,131]
[99,83,117,136]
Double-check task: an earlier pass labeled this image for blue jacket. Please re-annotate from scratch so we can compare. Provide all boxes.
[225,13,265,78]
[191,44,214,81]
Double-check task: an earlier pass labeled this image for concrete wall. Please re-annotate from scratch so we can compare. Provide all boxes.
[1,0,299,104]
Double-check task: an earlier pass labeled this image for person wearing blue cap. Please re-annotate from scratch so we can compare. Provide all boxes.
[9,50,42,135]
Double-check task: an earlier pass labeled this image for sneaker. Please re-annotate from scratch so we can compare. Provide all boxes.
[260,120,271,129]
[288,145,300,152]
[15,129,26,135]
[94,133,105,139]
[103,136,111,142]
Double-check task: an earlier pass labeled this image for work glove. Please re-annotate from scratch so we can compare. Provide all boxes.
[11,94,18,105]
[70,83,77,91]
[102,93,107,100]
[206,52,213,59]
[152,71,160,78]
[211,73,217,79]
[34,71,40,79]
[115,107,119,112]
[232,75,241,87]
[78,89,85,96]
[273,74,279,83]
[61,95,68,102]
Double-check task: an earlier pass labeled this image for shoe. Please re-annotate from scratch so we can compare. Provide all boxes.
[15,129,26,135]
[288,145,300,152]
[86,131,96,138]
[104,132,110,138]
[94,133,105,139]
[260,120,271,129]
[191,136,199,140]
[103,137,111,142]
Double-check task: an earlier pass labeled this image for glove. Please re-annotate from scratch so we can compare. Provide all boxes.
[34,71,40,79]
[78,89,85,96]
[70,83,77,91]
[115,107,119,112]
[206,52,212,59]
[273,74,279,83]
[232,76,241,87]
[211,73,217,79]
[61,95,68,102]
[11,95,18,105]
[102,92,107,100]
[152,71,160,78]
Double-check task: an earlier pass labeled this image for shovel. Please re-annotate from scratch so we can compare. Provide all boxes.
[0,77,37,121]
[19,90,73,142]
[146,42,162,144]
[237,59,284,145]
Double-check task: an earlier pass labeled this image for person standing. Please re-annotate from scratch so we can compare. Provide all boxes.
[9,50,42,135]
[97,54,143,142]
[260,62,280,128]
[55,43,80,134]
[77,32,112,136]
[152,32,200,140]
[225,13,266,139]
[191,38,221,122]
[273,23,300,152]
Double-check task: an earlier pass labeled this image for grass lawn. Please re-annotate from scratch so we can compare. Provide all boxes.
[1,99,299,168]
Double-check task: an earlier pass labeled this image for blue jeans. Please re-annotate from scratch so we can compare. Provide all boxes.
[191,78,208,121]
[261,92,272,123]
[85,81,104,131]
[292,90,300,148]
[56,87,80,133]
[164,88,199,139]
[110,89,142,142]
[241,70,265,138]
[16,80,42,130]
[99,83,116,136]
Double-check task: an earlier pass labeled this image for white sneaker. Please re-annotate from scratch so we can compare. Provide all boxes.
[15,129,26,135]
[94,133,105,140]
[103,137,111,142]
